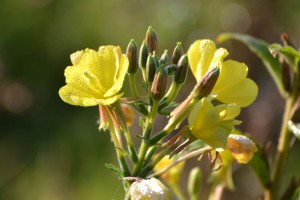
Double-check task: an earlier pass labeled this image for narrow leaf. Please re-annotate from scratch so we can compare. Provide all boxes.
[249,152,271,188]
[217,33,285,96]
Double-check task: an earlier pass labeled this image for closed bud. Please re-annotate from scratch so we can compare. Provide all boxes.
[193,67,219,99]
[160,50,168,66]
[188,167,202,198]
[146,54,157,82]
[145,26,158,53]
[126,39,139,74]
[172,42,184,65]
[129,178,171,200]
[151,66,167,100]
[139,40,149,69]
[174,54,189,84]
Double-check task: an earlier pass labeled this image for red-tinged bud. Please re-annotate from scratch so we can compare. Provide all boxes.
[174,54,189,84]
[145,26,158,54]
[139,40,148,69]
[172,42,184,65]
[192,67,220,99]
[151,66,168,100]
[126,39,138,74]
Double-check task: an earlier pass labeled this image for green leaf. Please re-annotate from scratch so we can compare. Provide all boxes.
[217,33,285,97]
[270,44,300,71]
[292,186,300,200]
[249,152,271,188]
[105,163,124,179]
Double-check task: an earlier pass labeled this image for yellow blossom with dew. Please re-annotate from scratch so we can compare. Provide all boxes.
[188,98,241,149]
[59,46,129,106]
[187,39,258,107]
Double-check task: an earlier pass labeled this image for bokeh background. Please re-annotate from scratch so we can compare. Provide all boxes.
[1,0,300,199]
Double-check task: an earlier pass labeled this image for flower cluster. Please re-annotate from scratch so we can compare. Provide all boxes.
[59,27,259,199]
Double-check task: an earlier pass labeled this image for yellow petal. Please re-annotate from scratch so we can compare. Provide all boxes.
[188,40,217,80]
[189,99,232,148]
[216,103,241,120]
[59,85,123,106]
[104,52,129,97]
[213,60,258,107]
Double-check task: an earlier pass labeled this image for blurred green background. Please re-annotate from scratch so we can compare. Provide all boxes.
[1,0,300,199]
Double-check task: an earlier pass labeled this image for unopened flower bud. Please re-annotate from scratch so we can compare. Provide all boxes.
[129,178,171,200]
[172,42,184,65]
[126,39,139,74]
[139,40,149,69]
[188,167,202,198]
[160,50,168,66]
[227,134,257,164]
[174,54,189,84]
[146,54,157,82]
[193,67,219,99]
[145,26,158,53]
[151,66,167,100]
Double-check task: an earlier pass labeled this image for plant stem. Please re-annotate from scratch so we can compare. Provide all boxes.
[107,112,131,177]
[266,99,293,200]
[132,100,159,176]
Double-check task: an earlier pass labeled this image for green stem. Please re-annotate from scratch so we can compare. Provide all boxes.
[150,97,199,145]
[268,99,293,200]
[159,81,181,110]
[111,102,138,163]
[107,112,131,178]
[132,100,159,176]
[129,73,139,99]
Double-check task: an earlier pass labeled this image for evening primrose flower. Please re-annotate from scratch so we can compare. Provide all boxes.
[59,46,129,106]
[187,39,258,107]
[188,98,241,149]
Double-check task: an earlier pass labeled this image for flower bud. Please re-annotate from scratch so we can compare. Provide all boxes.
[129,178,171,200]
[139,41,149,69]
[188,167,202,198]
[172,42,184,65]
[151,66,167,100]
[146,54,157,82]
[160,50,168,66]
[174,54,189,84]
[193,67,219,99]
[227,134,257,164]
[126,39,139,74]
[145,26,158,53]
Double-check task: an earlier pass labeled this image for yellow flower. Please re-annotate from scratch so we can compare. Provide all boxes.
[226,134,257,164]
[187,39,258,107]
[188,98,241,149]
[59,46,129,106]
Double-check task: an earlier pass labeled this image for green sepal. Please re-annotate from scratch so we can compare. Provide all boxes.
[217,33,285,97]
